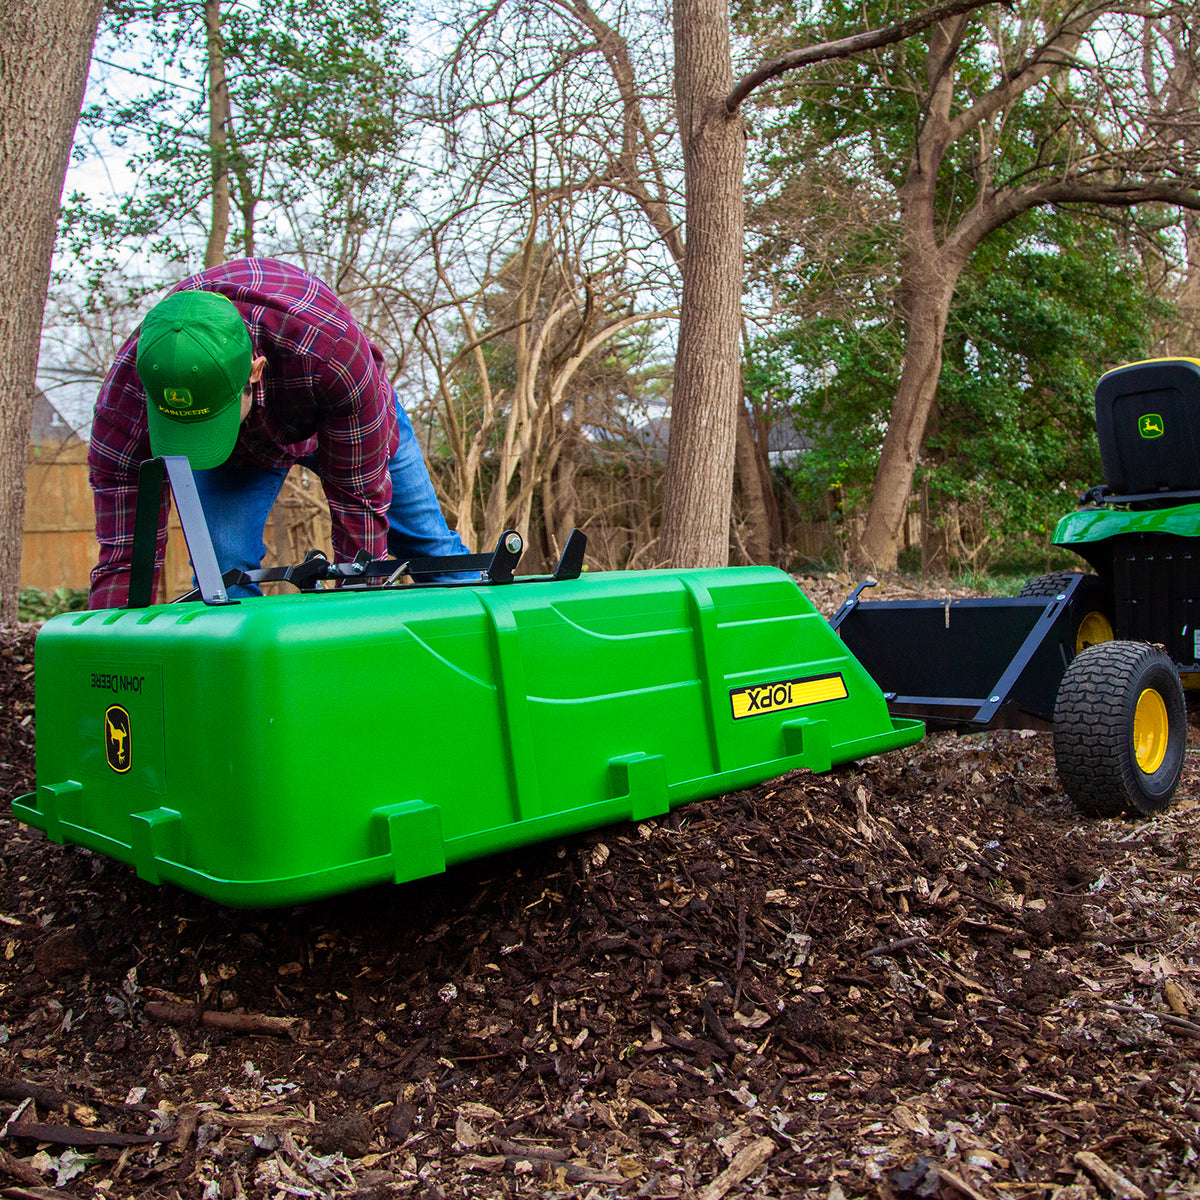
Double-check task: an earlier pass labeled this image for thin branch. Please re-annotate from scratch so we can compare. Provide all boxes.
[726,0,1007,114]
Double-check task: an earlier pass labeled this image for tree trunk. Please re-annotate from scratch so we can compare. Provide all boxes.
[856,263,958,570]
[203,0,231,268]
[855,16,962,572]
[734,401,772,562]
[230,155,258,259]
[660,0,744,569]
[750,399,783,551]
[542,415,581,562]
[0,0,103,624]
[1178,213,1200,349]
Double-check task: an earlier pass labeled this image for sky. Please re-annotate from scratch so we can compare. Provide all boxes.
[36,33,185,440]
[38,0,685,442]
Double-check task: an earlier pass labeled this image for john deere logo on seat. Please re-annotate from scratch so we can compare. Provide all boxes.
[104,705,131,773]
[1138,413,1164,439]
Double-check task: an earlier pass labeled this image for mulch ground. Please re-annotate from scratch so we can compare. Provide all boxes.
[0,574,1197,1200]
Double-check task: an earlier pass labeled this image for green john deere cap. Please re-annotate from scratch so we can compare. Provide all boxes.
[136,289,252,469]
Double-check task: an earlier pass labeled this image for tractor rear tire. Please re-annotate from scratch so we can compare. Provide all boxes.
[1053,640,1185,817]
[1019,571,1115,654]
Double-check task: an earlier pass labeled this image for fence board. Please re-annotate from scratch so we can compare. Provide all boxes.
[21,444,851,599]
[24,443,195,601]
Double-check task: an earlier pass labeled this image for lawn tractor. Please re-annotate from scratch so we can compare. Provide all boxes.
[14,456,922,907]
[835,356,1200,819]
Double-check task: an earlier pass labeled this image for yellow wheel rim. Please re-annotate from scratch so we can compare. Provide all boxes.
[1076,611,1114,653]
[1133,688,1169,775]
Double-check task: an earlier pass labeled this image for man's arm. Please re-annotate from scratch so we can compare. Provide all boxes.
[89,467,171,609]
[313,332,397,563]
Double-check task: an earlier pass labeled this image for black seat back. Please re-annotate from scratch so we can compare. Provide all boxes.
[1095,358,1200,497]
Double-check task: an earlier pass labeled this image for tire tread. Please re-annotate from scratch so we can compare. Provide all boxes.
[1054,641,1184,817]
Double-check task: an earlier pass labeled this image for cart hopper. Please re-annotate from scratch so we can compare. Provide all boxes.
[16,558,920,907]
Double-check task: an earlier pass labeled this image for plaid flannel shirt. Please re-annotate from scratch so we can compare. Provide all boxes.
[88,258,398,608]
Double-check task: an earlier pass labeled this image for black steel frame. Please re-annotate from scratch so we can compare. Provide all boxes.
[127,455,586,608]
[831,575,1086,731]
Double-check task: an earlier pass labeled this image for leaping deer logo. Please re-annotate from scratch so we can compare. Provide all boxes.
[1139,413,1165,439]
[104,706,131,773]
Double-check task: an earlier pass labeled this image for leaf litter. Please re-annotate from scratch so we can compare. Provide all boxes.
[0,575,1195,1199]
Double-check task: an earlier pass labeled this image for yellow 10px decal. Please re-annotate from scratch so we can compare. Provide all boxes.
[730,673,848,719]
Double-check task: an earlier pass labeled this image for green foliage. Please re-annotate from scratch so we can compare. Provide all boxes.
[931,216,1165,539]
[738,0,1190,568]
[981,541,1083,580]
[19,587,88,623]
[893,550,1081,591]
[62,0,413,280]
[749,314,904,516]
[949,570,1035,597]
[741,0,1121,236]
[748,212,1166,546]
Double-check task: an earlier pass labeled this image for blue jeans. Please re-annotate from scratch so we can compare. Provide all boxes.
[193,399,474,595]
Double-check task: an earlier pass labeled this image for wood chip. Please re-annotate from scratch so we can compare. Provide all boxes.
[1074,1150,1148,1200]
[697,1135,775,1200]
[2,1121,172,1147]
[142,1000,306,1039]
[459,1153,506,1174]
[0,1144,43,1186]
[1,1187,80,1200]
[203,1110,314,1133]
[937,1166,990,1200]
[1164,980,1189,1016]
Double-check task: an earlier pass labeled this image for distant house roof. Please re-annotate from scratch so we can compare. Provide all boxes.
[30,391,84,447]
[767,420,813,465]
[631,414,813,464]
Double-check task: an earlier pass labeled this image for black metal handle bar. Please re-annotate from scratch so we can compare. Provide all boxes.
[128,455,587,607]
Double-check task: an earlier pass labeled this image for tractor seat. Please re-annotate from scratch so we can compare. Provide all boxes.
[1094,358,1200,504]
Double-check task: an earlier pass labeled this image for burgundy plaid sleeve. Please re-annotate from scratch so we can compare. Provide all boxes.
[312,329,394,563]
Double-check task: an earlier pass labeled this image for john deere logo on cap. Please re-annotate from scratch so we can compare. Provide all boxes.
[1139,413,1164,439]
[163,387,193,410]
[104,705,131,773]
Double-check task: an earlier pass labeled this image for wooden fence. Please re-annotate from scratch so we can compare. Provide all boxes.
[22,442,332,601]
[21,439,851,598]
[24,442,99,594]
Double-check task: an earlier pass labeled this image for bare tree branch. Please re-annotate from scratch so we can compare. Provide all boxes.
[549,0,686,265]
[945,2,1112,145]
[726,0,1007,113]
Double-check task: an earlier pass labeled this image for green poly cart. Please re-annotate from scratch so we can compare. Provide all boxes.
[16,457,921,907]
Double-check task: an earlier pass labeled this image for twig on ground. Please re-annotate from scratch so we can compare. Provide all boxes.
[697,1137,776,1200]
[1074,1150,1148,1200]
[1102,1001,1200,1039]
[142,1001,306,1039]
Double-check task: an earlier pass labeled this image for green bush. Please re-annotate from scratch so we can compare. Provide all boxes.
[18,586,88,623]
[983,541,1080,580]
[950,569,1027,597]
